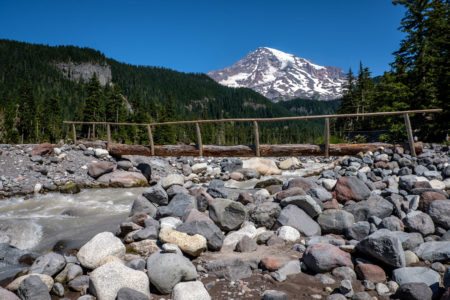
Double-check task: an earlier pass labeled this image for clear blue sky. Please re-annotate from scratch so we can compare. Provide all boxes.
[0,0,405,76]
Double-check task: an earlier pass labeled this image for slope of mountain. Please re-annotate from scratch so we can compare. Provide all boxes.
[208,47,347,101]
[279,98,341,116]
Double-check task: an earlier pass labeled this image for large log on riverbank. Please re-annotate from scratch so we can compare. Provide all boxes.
[108,142,423,157]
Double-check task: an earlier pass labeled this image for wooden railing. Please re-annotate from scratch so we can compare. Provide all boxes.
[63,108,442,158]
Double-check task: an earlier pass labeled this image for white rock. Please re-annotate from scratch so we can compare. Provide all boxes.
[89,262,151,300]
[322,179,337,191]
[162,174,184,189]
[404,250,419,266]
[223,223,257,248]
[77,232,125,269]
[359,166,371,173]
[34,183,42,194]
[192,163,208,174]
[429,179,445,190]
[172,281,211,300]
[277,226,300,242]
[242,158,281,176]
[279,157,301,170]
[254,189,270,199]
[54,148,61,155]
[160,217,182,230]
[94,148,109,158]
[6,274,53,291]
[443,178,450,189]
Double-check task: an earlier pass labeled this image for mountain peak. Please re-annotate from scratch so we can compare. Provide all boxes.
[208,47,346,101]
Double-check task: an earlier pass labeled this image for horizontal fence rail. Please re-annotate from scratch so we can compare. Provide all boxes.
[63,108,443,158]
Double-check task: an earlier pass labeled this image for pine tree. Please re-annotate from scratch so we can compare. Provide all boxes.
[82,73,104,137]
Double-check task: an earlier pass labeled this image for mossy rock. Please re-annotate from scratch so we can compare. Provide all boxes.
[59,182,80,194]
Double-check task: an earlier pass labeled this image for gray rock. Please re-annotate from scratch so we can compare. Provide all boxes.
[235,236,257,252]
[29,252,66,277]
[428,200,450,230]
[172,281,211,300]
[280,195,322,218]
[306,236,345,247]
[177,220,224,251]
[204,258,252,280]
[276,205,321,237]
[209,198,246,231]
[77,232,125,269]
[220,158,243,173]
[51,282,64,297]
[0,287,20,300]
[444,267,450,288]
[351,292,372,300]
[414,241,450,262]
[129,195,157,218]
[66,264,83,282]
[166,184,189,199]
[18,275,51,300]
[307,187,332,202]
[142,185,168,206]
[158,194,195,218]
[207,179,228,198]
[303,243,353,273]
[68,275,89,292]
[263,290,287,300]
[89,262,151,300]
[146,252,197,294]
[340,279,353,297]
[315,274,336,284]
[394,282,432,300]
[317,209,355,234]
[392,267,440,294]
[116,287,150,300]
[270,260,301,282]
[136,162,151,182]
[344,195,394,222]
[234,168,260,180]
[249,202,281,229]
[327,294,347,300]
[346,221,370,241]
[87,161,114,179]
[117,160,133,170]
[125,258,146,271]
[257,231,274,245]
[356,229,405,268]
[389,231,424,250]
[404,211,435,236]
[332,266,357,281]
[380,216,404,231]
[132,226,158,241]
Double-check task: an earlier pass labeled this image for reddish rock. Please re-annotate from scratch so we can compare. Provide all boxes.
[230,172,244,181]
[260,257,282,271]
[31,143,54,157]
[374,161,388,169]
[355,260,386,283]
[414,181,432,189]
[335,177,371,203]
[303,243,354,273]
[419,191,447,211]
[275,187,306,202]
[323,198,340,210]
[88,161,115,179]
[237,192,254,205]
[285,178,312,192]
[182,208,213,223]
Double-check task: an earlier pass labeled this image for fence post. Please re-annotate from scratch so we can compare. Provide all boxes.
[92,124,96,139]
[254,120,260,157]
[72,124,77,145]
[196,122,203,157]
[324,118,330,158]
[403,113,416,157]
[107,123,111,150]
[147,124,155,156]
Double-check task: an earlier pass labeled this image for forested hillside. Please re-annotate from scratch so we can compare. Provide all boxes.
[0,39,329,145]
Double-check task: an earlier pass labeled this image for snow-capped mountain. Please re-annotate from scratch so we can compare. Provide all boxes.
[208,47,347,101]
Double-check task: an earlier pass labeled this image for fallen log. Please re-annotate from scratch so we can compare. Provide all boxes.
[108,142,423,157]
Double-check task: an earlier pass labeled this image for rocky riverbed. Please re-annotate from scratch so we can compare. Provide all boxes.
[0,142,449,300]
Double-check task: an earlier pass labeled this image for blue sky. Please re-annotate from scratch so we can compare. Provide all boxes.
[0,0,405,76]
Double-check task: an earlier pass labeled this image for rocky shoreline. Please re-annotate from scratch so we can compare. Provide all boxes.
[0,142,449,300]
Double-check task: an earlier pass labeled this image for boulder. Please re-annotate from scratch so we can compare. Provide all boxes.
[209,198,246,231]
[161,174,184,189]
[344,195,394,222]
[346,221,370,241]
[284,177,313,192]
[89,262,151,300]
[116,287,150,300]
[97,171,148,187]
[28,252,65,277]
[31,143,53,157]
[394,283,432,300]
[87,161,114,179]
[392,267,440,294]
[129,195,157,218]
[176,220,224,251]
[263,290,287,300]
[280,195,322,218]
[18,275,51,300]
[356,229,405,268]
[271,260,301,282]
[414,241,450,262]
[77,232,125,269]
[7,274,53,292]
[335,176,370,202]
[249,202,281,229]
[303,243,353,273]
[158,194,195,218]
[317,209,354,234]
[276,205,321,237]
[404,211,435,236]
[242,158,281,176]
[159,228,206,257]
[279,157,301,170]
[275,187,306,201]
[277,226,300,242]
[142,185,168,206]
[235,236,257,252]
[147,252,197,294]
[427,200,450,230]
[0,287,20,300]
[260,257,283,272]
[172,281,211,300]
[204,258,252,280]
[127,239,160,256]
[355,259,386,283]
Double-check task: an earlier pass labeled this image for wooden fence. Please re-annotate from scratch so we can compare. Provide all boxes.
[63,108,442,158]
